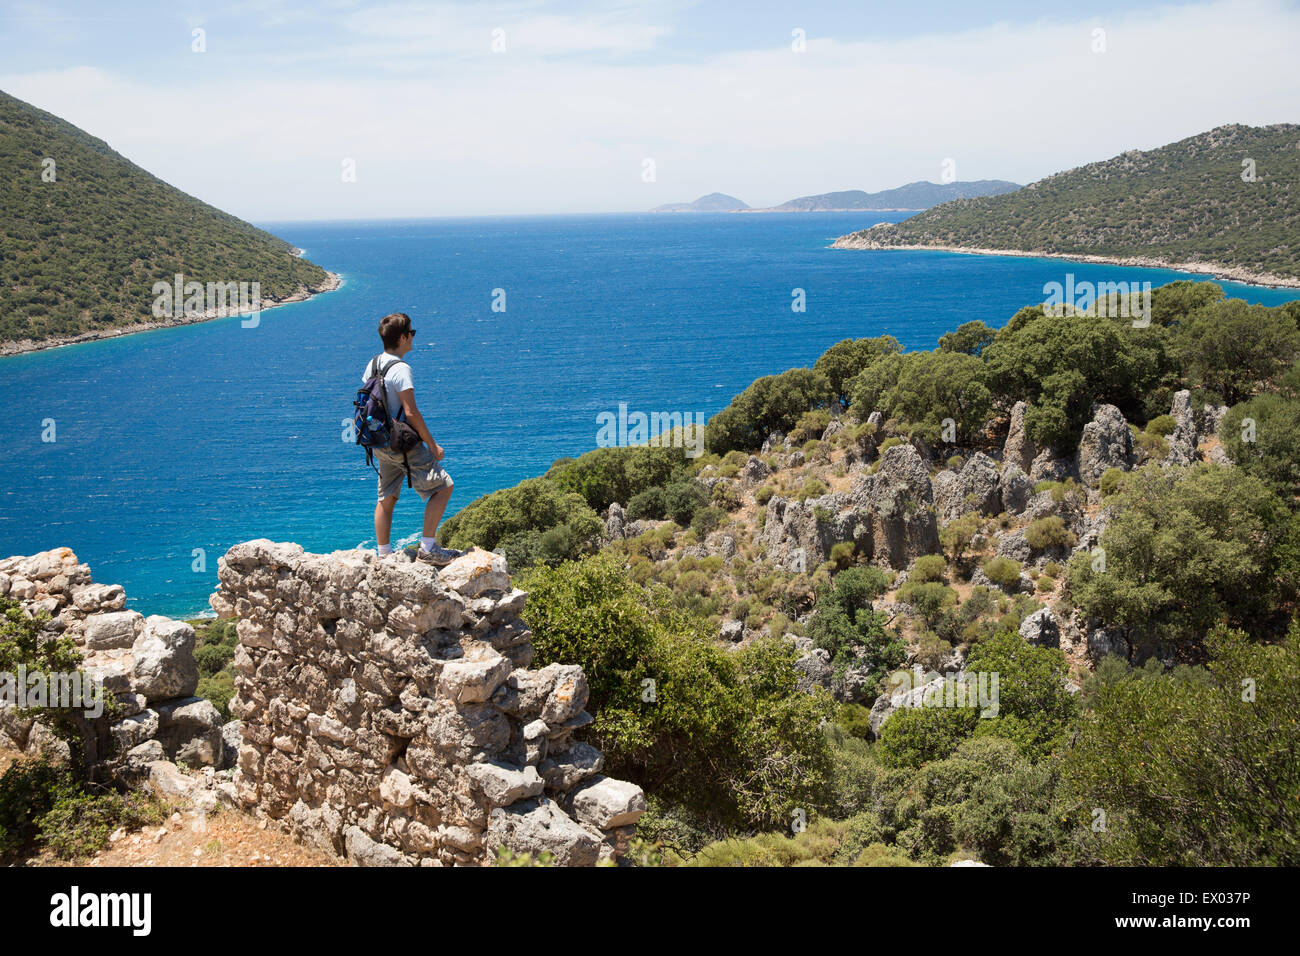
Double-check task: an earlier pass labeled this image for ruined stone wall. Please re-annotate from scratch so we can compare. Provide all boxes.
[211,540,645,866]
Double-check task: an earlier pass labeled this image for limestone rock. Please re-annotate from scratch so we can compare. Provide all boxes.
[1002,401,1035,473]
[1019,608,1061,649]
[933,452,1003,523]
[1077,404,1134,487]
[485,797,603,867]
[131,617,198,702]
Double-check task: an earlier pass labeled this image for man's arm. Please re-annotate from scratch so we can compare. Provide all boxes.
[398,389,443,460]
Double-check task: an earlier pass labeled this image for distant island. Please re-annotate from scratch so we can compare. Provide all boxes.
[650,180,1020,214]
[650,192,750,213]
[832,124,1300,287]
[0,90,340,355]
[751,180,1021,212]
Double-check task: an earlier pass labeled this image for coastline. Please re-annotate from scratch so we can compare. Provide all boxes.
[827,237,1300,290]
[0,270,344,358]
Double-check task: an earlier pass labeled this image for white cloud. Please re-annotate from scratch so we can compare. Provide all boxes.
[3,0,1298,218]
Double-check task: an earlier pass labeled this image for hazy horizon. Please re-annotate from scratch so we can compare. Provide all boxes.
[2,0,1299,221]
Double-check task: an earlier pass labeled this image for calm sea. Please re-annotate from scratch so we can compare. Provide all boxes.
[4,211,1298,617]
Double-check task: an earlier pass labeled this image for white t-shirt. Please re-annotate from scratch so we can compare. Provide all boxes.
[361,352,414,419]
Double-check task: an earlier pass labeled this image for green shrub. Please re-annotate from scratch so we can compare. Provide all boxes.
[1024,516,1077,551]
[829,541,857,571]
[754,485,776,506]
[1136,430,1169,458]
[689,506,726,536]
[876,706,980,769]
[910,554,947,584]
[1098,467,1125,497]
[662,480,708,525]
[627,487,666,521]
[1144,414,1176,436]
[898,581,957,628]
[521,555,835,830]
[981,556,1022,590]
[795,478,828,502]
[710,482,743,511]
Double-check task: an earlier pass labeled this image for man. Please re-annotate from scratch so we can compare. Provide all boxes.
[363,312,463,566]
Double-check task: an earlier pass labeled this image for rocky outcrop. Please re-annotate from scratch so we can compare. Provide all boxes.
[932,452,1003,523]
[211,541,643,866]
[0,548,223,776]
[999,463,1033,515]
[604,502,627,540]
[1076,404,1134,487]
[846,444,941,569]
[759,493,851,572]
[1019,608,1061,649]
[1002,401,1036,473]
[1166,390,1199,465]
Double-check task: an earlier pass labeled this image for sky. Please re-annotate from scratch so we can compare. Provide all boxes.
[1,0,1298,220]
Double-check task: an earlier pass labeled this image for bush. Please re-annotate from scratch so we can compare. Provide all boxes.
[829,541,857,571]
[795,478,828,502]
[1024,516,1077,551]
[662,480,708,525]
[754,485,776,506]
[1099,467,1125,497]
[1144,414,1176,436]
[981,556,1022,590]
[910,555,947,584]
[689,506,725,536]
[521,555,836,830]
[898,581,957,627]
[710,481,743,511]
[1058,624,1300,865]
[627,486,666,521]
[876,706,980,769]
[439,477,602,568]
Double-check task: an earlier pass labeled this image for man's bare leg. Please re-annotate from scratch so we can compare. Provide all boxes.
[422,484,453,539]
[375,494,398,546]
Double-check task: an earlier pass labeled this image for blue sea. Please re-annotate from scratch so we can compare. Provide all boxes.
[4,211,1299,618]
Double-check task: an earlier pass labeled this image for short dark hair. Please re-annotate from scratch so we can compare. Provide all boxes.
[378,312,412,350]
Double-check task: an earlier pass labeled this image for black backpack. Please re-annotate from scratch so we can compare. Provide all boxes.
[354,354,421,487]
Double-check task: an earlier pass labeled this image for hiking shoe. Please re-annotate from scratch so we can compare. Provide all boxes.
[410,544,463,567]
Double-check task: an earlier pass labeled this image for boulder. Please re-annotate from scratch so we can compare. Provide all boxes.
[1019,608,1061,649]
[1167,390,1200,466]
[344,825,413,867]
[1077,404,1134,487]
[1002,401,1035,473]
[999,463,1033,515]
[846,444,940,570]
[485,797,603,867]
[604,502,627,540]
[932,452,1002,523]
[792,647,832,693]
[564,774,647,830]
[82,610,144,650]
[131,617,198,702]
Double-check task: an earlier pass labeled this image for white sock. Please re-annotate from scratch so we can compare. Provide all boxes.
[421,536,438,552]
[377,543,393,556]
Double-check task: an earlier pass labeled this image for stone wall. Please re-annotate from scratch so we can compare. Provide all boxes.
[210,540,645,866]
[0,548,228,775]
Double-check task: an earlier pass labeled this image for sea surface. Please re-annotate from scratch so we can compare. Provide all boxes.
[4,211,1299,618]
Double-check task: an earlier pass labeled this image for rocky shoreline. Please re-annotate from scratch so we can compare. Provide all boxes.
[827,236,1300,290]
[0,270,344,358]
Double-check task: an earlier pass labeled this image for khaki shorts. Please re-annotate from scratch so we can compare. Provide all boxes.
[375,443,452,503]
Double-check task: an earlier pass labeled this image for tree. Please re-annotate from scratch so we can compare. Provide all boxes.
[705,368,836,454]
[1173,299,1300,405]
[807,566,903,700]
[849,350,993,444]
[1066,464,1297,656]
[939,513,980,568]
[1057,623,1300,865]
[938,320,997,356]
[1221,392,1300,499]
[982,311,1167,451]
[814,335,902,409]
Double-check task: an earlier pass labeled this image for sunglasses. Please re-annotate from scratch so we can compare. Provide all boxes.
[406,328,417,338]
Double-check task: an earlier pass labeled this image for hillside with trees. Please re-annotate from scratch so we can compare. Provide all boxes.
[833,125,1300,283]
[433,280,1300,865]
[0,90,334,350]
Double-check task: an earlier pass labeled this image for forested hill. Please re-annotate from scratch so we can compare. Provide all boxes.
[832,124,1300,282]
[0,90,333,350]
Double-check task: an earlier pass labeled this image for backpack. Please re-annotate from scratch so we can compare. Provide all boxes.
[354,354,421,488]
